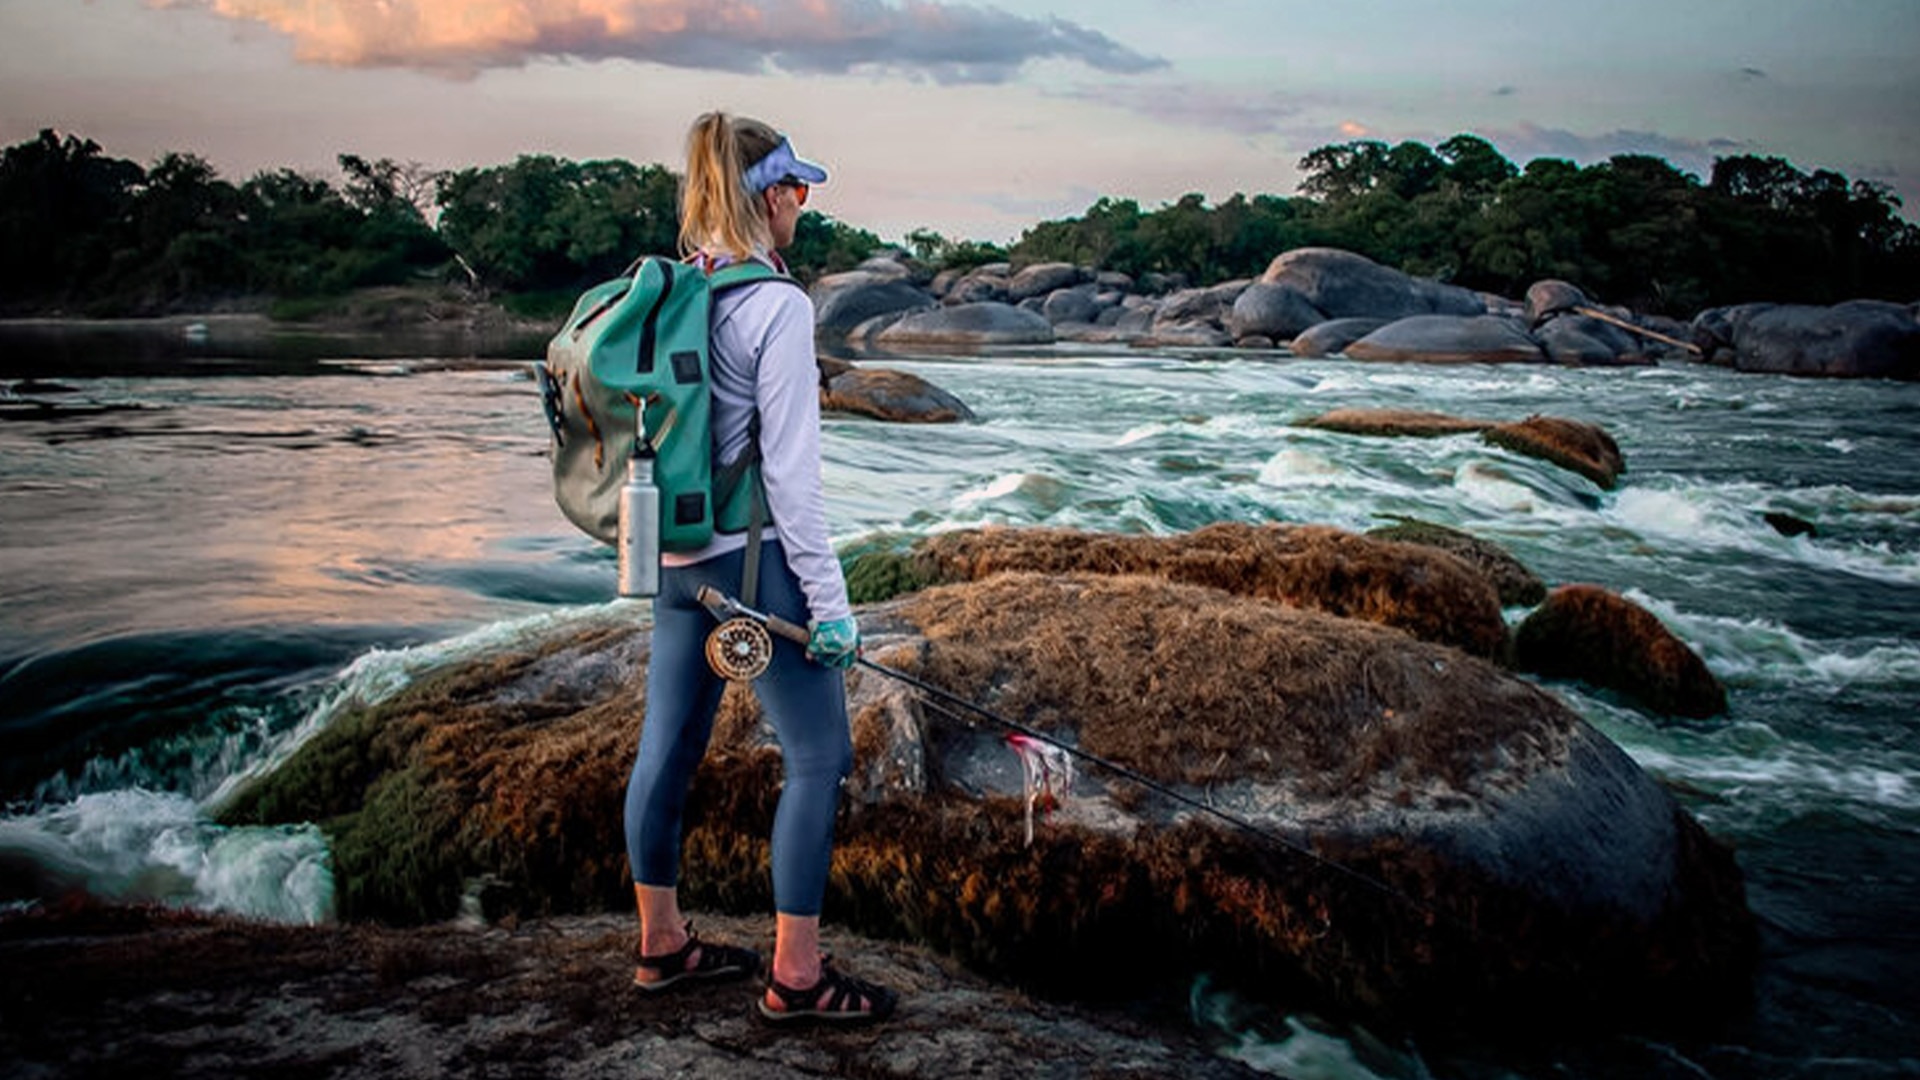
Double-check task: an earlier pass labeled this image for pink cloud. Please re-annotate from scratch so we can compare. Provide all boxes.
[151,0,1164,82]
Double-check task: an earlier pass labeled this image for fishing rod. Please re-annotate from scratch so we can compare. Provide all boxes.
[694,586,1450,927]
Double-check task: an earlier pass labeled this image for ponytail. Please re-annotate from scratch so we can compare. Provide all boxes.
[679,112,782,260]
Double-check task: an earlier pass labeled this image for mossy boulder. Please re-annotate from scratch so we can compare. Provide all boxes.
[1295,408,1490,438]
[1365,518,1547,607]
[910,522,1509,660]
[1482,415,1626,489]
[1513,584,1728,718]
[225,576,1754,1031]
[821,366,976,423]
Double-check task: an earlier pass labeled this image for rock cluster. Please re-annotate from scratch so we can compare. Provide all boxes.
[809,248,1917,379]
[223,559,1755,1032]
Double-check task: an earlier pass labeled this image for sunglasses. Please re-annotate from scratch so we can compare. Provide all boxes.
[775,177,810,206]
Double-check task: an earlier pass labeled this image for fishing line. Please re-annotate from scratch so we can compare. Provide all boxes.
[694,586,1459,932]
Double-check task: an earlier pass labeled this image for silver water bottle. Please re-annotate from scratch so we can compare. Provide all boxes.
[616,444,661,598]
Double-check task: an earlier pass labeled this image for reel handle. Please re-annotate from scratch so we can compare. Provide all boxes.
[695,585,810,645]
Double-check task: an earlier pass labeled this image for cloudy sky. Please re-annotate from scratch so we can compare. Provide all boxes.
[3,0,1915,242]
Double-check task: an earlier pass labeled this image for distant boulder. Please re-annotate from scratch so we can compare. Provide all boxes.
[1262,248,1485,320]
[1526,280,1590,325]
[812,271,935,337]
[1006,263,1085,303]
[822,366,976,423]
[1229,282,1327,340]
[1041,284,1104,325]
[945,266,1011,306]
[1535,315,1649,367]
[1514,584,1727,718]
[1289,318,1391,358]
[874,302,1055,346]
[1694,300,1920,380]
[1344,315,1546,365]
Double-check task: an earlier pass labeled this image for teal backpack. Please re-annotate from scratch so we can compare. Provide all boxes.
[535,256,793,550]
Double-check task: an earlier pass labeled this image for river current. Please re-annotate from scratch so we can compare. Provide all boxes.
[1,326,1915,1078]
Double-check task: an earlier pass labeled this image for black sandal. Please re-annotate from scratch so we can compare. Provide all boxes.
[757,958,898,1024]
[633,921,761,993]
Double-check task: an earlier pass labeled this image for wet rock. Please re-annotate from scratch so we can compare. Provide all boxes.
[1482,416,1625,489]
[1228,283,1327,341]
[911,522,1508,659]
[1344,316,1546,365]
[1693,300,1920,380]
[1513,584,1728,718]
[1295,408,1490,438]
[224,574,1754,1030]
[1139,321,1234,348]
[1763,511,1818,539]
[1288,318,1391,358]
[1261,248,1484,320]
[811,271,936,337]
[822,366,976,423]
[873,303,1055,347]
[1365,518,1548,607]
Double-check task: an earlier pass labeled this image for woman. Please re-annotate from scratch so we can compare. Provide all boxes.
[623,112,896,1025]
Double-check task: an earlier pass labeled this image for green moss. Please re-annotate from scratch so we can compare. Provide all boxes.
[839,533,940,604]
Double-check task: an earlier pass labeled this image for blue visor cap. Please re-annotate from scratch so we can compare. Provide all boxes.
[742,137,828,194]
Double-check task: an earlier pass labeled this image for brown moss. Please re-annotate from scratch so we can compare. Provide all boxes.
[1482,415,1626,489]
[1512,584,1727,717]
[1295,408,1491,437]
[1366,518,1548,607]
[912,522,1508,659]
[902,573,1553,793]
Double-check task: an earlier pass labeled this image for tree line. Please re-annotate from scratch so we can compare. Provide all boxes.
[3,128,1915,319]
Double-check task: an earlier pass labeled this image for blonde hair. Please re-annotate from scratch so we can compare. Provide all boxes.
[678,112,784,260]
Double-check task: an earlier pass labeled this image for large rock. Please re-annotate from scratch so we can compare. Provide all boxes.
[1006,263,1086,303]
[1694,300,1920,379]
[1534,314,1649,367]
[874,303,1055,347]
[1261,248,1485,320]
[821,366,976,423]
[811,271,935,337]
[1526,279,1590,325]
[911,522,1508,659]
[1514,584,1728,717]
[1344,316,1546,365]
[1228,282,1327,340]
[1288,317,1390,358]
[1040,283,1104,325]
[1482,416,1625,489]
[223,575,1755,1029]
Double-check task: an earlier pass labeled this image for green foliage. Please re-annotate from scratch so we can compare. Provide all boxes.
[436,154,678,292]
[6,128,1915,318]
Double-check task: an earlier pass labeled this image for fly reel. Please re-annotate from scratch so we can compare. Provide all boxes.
[705,617,774,681]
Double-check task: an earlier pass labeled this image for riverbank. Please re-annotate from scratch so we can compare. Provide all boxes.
[0,902,1262,1079]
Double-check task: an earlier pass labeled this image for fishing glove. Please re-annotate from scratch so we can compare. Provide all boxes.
[806,616,860,669]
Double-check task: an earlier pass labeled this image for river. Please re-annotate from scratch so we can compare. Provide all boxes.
[1,322,1915,1078]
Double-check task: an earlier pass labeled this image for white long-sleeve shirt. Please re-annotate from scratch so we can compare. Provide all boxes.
[660,263,852,624]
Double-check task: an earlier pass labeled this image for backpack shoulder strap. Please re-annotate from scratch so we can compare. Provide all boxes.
[707,259,803,296]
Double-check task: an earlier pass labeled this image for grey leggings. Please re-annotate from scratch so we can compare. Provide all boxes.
[623,539,852,917]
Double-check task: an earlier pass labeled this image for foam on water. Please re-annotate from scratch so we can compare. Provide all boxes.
[0,790,333,923]
[1620,587,1920,689]
[2,603,630,923]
